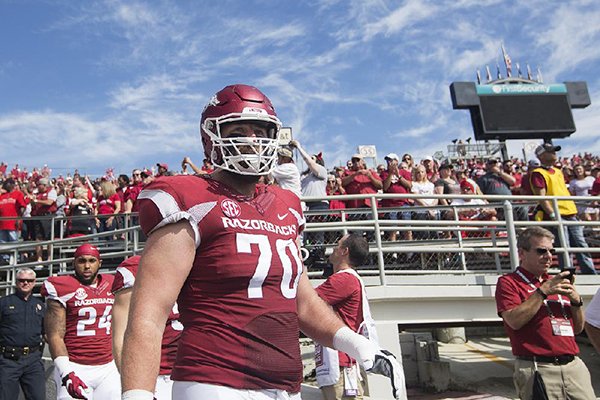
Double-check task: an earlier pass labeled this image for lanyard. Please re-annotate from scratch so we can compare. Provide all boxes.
[516,269,569,319]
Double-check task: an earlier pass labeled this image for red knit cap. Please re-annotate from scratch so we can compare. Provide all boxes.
[74,244,100,259]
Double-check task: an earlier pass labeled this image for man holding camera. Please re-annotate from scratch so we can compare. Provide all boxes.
[495,227,595,400]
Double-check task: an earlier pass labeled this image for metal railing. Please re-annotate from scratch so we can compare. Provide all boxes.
[1,194,599,293]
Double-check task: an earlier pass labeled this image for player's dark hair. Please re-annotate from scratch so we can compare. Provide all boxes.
[343,233,369,267]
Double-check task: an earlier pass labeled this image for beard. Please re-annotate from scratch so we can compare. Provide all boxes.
[76,271,98,286]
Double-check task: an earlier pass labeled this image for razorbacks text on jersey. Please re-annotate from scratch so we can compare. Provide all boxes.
[111,255,183,375]
[41,274,115,365]
[137,175,306,392]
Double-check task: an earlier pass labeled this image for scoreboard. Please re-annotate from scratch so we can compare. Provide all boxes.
[450,81,590,140]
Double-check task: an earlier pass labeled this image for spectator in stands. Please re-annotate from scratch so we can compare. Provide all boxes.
[29,178,57,261]
[290,140,328,248]
[327,174,346,209]
[271,147,302,198]
[453,179,497,222]
[66,187,95,237]
[434,162,460,236]
[96,180,121,239]
[380,153,412,242]
[125,169,144,213]
[156,163,169,177]
[569,164,596,221]
[0,179,27,263]
[585,289,600,355]
[411,165,438,224]
[495,227,595,400]
[519,159,540,196]
[401,154,414,170]
[376,164,386,177]
[421,156,438,182]
[477,158,526,220]
[531,144,596,275]
[477,159,515,196]
[342,154,382,209]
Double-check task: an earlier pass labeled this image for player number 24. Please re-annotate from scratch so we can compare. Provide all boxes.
[77,306,112,336]
[236,233,303,299]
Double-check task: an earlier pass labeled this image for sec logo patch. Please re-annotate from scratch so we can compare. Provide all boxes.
[221,199,241,218]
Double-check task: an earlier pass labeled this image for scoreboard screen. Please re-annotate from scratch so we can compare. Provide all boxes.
[450,81,589,141]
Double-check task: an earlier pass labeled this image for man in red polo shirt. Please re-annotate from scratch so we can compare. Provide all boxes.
[380,153,412,242]
[341,154,382,209]
[0,179,27,257]
[495,227,595,400]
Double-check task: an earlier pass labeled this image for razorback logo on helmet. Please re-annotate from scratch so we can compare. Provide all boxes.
[75,288,87,301]
[221,199,241,218]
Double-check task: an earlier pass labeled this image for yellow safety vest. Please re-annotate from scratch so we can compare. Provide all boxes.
[532,167,577,217]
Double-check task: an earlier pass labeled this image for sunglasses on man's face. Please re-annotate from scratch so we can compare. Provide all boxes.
[17,279,35,283]
[533,247,556,256]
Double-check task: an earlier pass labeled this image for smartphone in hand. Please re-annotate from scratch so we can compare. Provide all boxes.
[562,267,577,283]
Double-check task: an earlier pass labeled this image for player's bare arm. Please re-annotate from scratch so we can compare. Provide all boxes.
[44,299,68,359]
[111,287,132,372]
[121,220,196,392]
[297,269,345,347]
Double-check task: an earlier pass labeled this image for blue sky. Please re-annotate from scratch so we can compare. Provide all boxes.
[1,0,600,177]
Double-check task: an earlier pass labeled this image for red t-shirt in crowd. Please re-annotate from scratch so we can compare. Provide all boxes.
[0,190,27,230]
[495,267,579,357]
[380,169,412,207]
[315,271,363,367]
[97,193,120,215]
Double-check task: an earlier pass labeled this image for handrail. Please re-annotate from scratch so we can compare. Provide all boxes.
[1,193,599,292]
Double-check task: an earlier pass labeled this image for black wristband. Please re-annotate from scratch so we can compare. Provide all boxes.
[571,298,584,307]
[536,287,548,300]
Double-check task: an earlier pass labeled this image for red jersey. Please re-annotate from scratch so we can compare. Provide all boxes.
[97,193,120,215]
[111,256,182,375]
[41,274,115,365]
[495,267,579,357]
[0,190,27,230]
[138,175,305,392]
[315,271,363,367]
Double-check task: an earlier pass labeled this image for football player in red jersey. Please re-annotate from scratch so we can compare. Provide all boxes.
[120,84,387,400]
[42,244,120,400]
[111,256,182,400]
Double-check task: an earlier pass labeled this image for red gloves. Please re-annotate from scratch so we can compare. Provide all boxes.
[61,371,89,399]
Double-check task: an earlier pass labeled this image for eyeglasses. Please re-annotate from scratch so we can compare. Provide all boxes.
[17,279,35,283]
[133,173,141,176]
[403,157,411,161]
[533,247,556,256]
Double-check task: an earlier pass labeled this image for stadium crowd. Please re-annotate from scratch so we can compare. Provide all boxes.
[1,149,599,256]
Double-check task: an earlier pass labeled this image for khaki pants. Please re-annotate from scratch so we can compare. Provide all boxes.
[320,366,367,400]
[513,357,596,400]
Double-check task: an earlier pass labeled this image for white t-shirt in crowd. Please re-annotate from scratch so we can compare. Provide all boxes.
[271,162,302,199]
[411,181,436,207]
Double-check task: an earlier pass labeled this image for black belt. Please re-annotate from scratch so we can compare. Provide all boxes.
[517,355,575,365]
[0,344,42,356]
